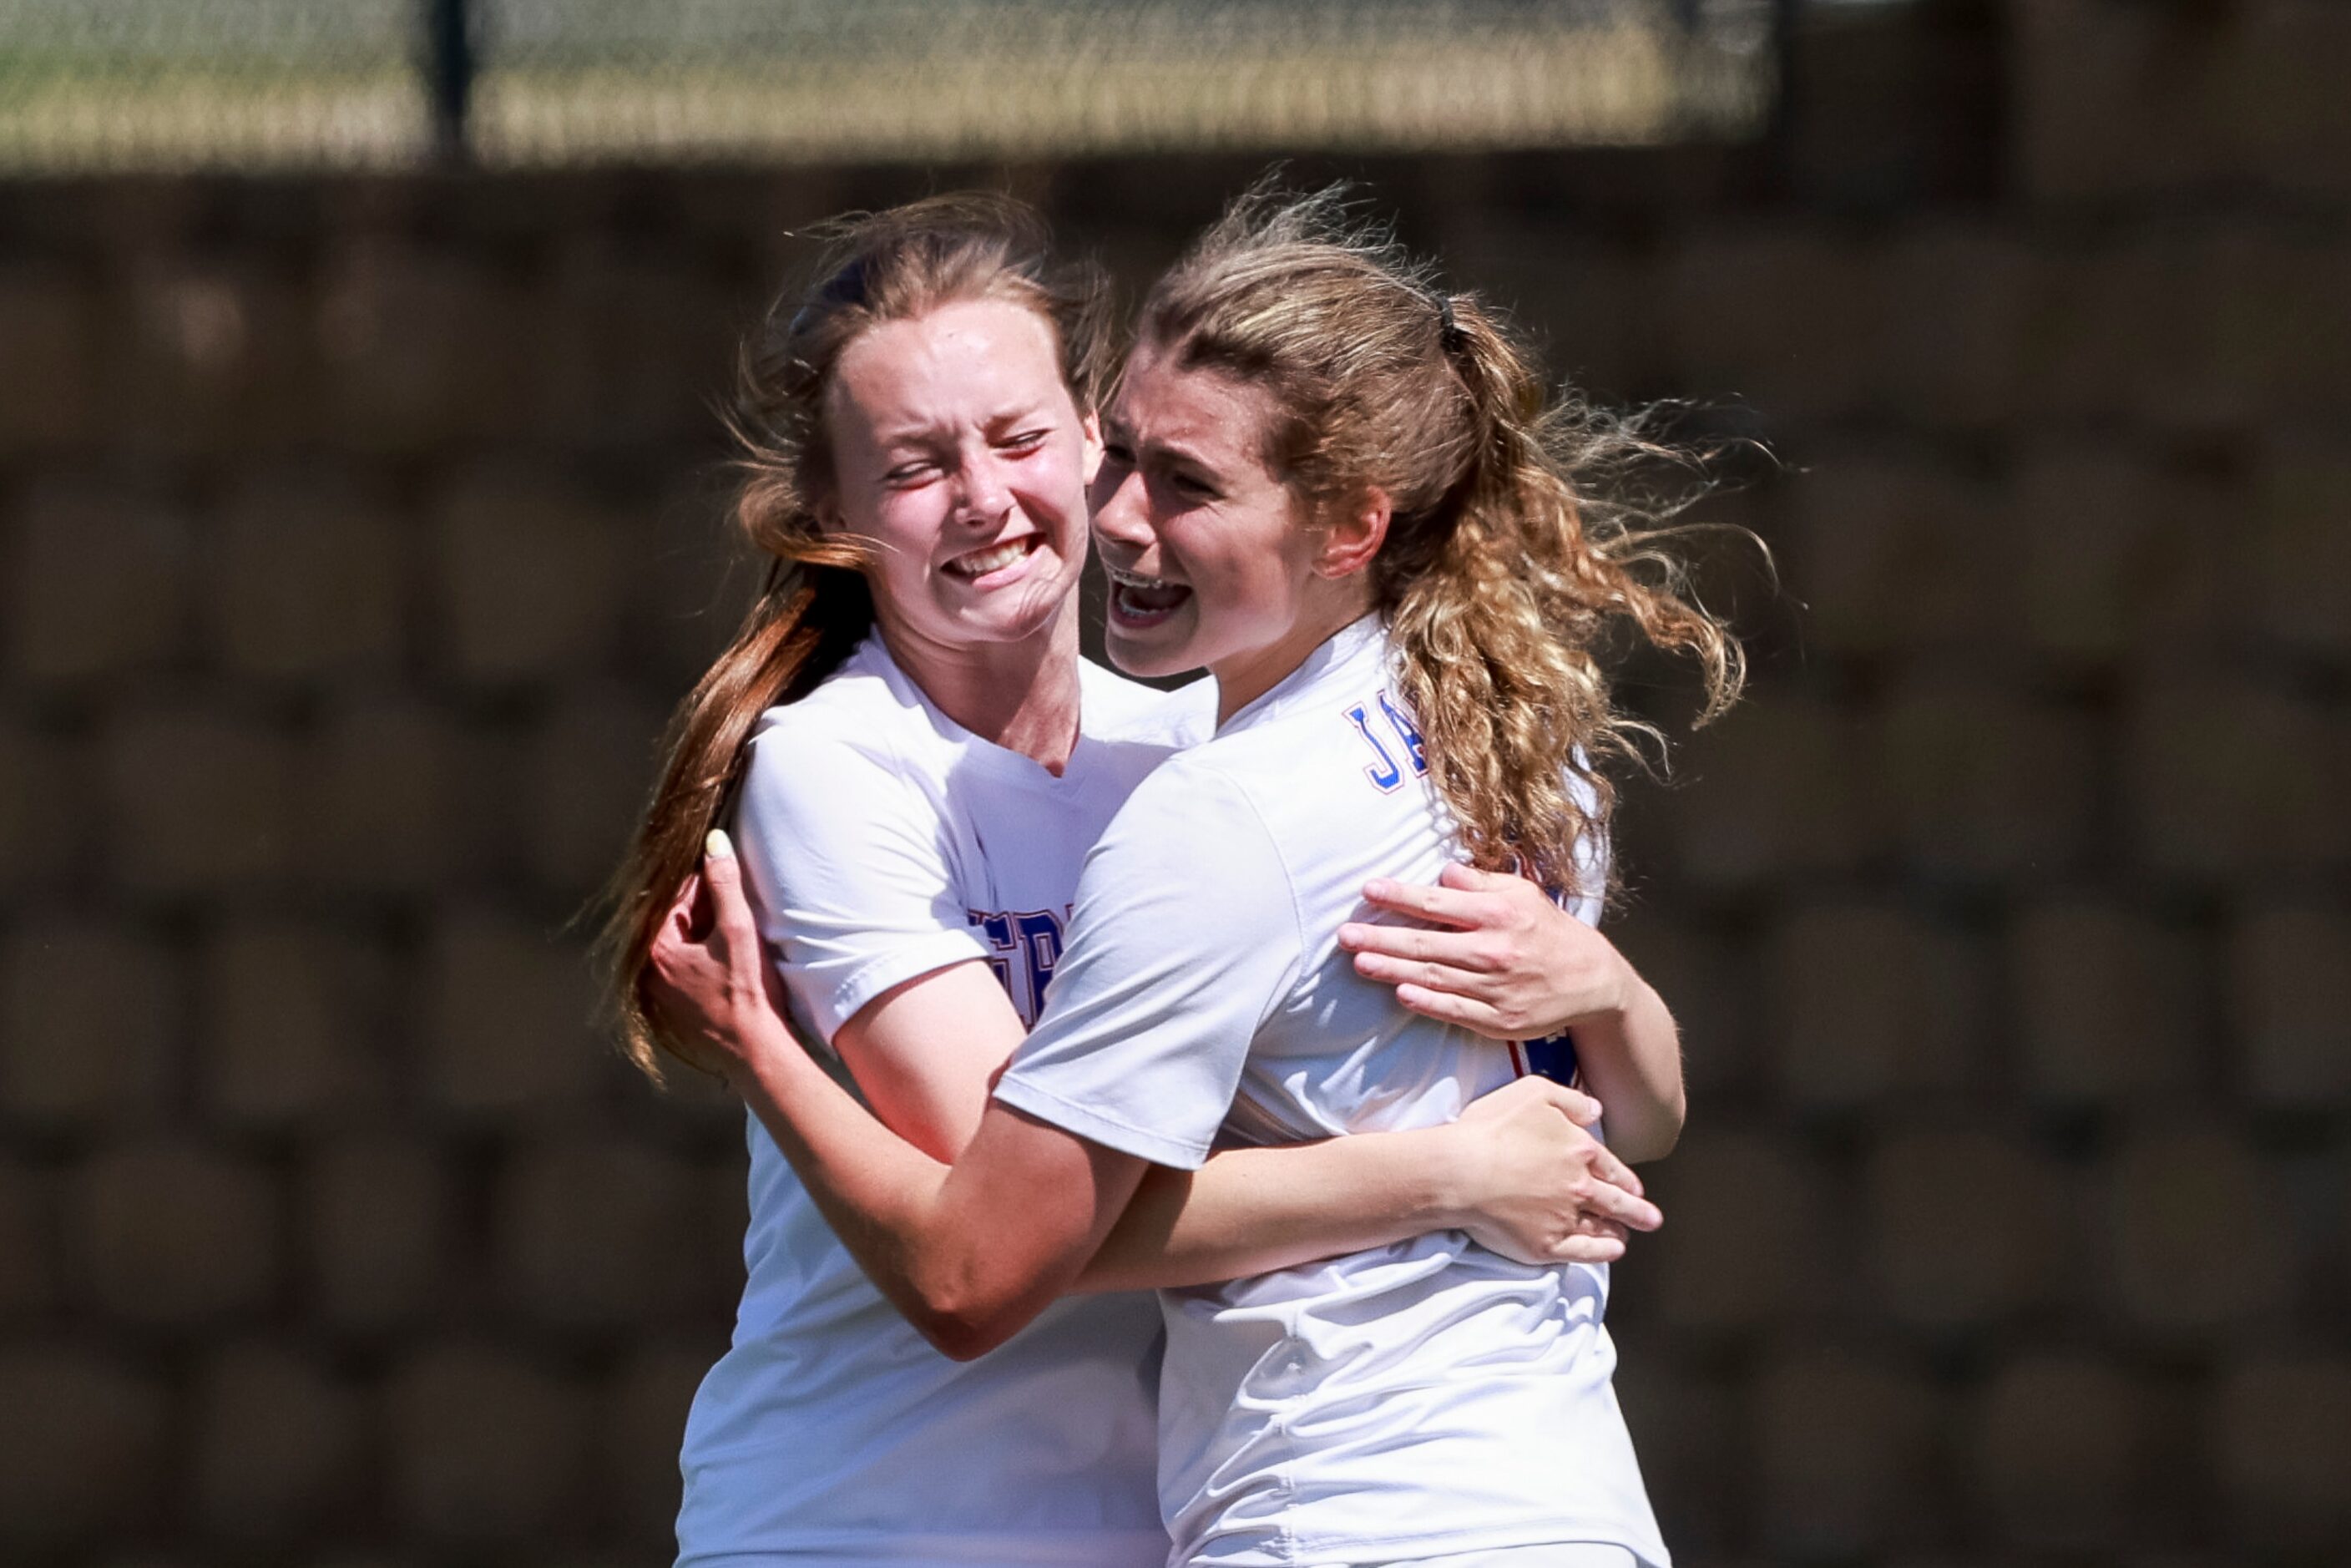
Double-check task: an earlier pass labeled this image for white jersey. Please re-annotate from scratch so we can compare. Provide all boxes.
[995,615,1666,1568]
[675,630,1214,1566]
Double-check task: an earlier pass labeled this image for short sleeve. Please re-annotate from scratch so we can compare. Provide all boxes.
[734,724,988,1048]
[1561,765,1610,928]
[992,763,1303,1171]
[1564,822,1610,928]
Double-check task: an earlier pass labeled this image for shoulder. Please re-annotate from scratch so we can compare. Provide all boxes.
[1115,741,1250,817]
[1077,660,1216,748]
[739,665,936,836]
[746,648,909,754]
[1094,744,1292,890]
[1143,703,1364,834]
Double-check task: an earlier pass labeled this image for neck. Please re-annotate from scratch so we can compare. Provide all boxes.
[875,602,1084,775]
[1211,589,1376,726]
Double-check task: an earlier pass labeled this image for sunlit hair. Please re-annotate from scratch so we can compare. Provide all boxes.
[598,193,1113,1083]
[1135,185,1744,898]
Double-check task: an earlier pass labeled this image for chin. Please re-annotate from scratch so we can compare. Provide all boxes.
[1102,633,1196,680]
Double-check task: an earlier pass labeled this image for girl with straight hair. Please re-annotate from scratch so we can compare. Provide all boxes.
[605,192,1675,1565]
[650,186,1738,1566]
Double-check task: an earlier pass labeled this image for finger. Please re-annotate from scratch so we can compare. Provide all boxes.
[1358,876,1486,930]
[662,872,703,938]
[1341,922,1505,974]
[1392,983,1508,1037]
[1588,1141,1645,1200]
[1583,1179,1663,1232]
[1352,944,1495,997]
[1550,1232,1628,1265]
[1436,861,1503,893]
[701,830,759,940]
[1525,1079,1604,1127]
[1462,860,1557,903]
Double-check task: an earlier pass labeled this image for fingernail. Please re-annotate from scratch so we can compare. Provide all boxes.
[1363,878,1393,900]
[705,828,735,861]
[1336,923,1363,949]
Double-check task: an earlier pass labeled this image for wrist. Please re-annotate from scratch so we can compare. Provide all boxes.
[1598,944,1643,1022]
[1422,1120,1487,1233]
[723,1012,806,1098]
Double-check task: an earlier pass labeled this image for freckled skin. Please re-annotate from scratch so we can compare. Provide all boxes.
[825,299,1100,668]
[1091,343,1374,720]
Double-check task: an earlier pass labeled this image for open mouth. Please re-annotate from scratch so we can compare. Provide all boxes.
[1104,561,1191,628]
[944,536,1040,580]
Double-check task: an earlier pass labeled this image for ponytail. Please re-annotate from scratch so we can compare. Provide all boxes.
[1385,294,1744,896]
[1140,186,1745,903]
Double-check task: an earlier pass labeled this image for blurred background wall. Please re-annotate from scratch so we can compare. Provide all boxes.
[0,1,2346,1563]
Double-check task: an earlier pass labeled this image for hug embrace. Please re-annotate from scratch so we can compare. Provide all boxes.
[599,185,1744,1568]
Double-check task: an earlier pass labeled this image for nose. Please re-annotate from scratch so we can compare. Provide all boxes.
[953,452,1014,526]
[1090,462,1151,551]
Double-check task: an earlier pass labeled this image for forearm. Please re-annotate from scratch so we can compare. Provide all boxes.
[731,1019,1126,1357]
[726,1019,979,1333]
[1570,972,1685,1162]
[1075,1125,1469,1292]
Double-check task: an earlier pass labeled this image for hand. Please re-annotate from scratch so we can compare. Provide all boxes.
[644,831,801,1091]
[1446,1076,1661,1265]
[1337,862,1631,1040]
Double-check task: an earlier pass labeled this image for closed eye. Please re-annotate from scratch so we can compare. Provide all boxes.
[1167,468,1220,503]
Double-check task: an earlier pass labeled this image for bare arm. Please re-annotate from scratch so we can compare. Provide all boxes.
[1337,863,1686,1162]
[646,839,1660,1348]
[1082,1073,1655,1291]
[831,931,1655,1287]
[650,846,1142,1358]
[847,963,1661,1292]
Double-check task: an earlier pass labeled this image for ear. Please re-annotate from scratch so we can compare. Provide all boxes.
[1078,407,1105,486]
[1313,487,1391,580]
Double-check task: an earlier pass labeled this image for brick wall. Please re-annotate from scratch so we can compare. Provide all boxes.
[1,2,2345,1562]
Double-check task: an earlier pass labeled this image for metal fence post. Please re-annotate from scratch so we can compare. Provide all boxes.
[423,0,474,163]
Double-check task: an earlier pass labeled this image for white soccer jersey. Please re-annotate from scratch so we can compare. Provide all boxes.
[994,615,1667,1568]
[675,630,1214,1567]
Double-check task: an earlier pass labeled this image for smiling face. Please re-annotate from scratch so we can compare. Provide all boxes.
[823,297,1098,665]
[1091,341,1380,718]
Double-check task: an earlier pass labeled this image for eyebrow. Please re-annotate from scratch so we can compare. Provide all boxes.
[1104,414,1218,474]
[868,402,1054,447]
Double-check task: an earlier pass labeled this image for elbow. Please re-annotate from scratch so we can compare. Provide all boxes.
[901,1274,1029,1362]
[1616,1095,1686,1166]
[919,1311,1015,1363]
[911,1300,1024,1362]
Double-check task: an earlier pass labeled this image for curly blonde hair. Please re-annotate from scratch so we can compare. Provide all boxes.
[1136,187,1743,898]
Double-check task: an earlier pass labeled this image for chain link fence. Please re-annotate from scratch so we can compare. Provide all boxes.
[0,0,1777,173]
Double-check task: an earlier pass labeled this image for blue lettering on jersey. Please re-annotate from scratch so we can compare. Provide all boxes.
[1509,870,1585,1085]
[1516,1029,1580,1085]
[968,907,1068,1027]
[1377,690,1428,776]
[1343,691,1429,794]
[1344,703,1403,792]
